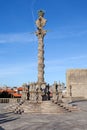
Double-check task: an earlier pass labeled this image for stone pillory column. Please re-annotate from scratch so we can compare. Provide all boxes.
[35,10,47,84]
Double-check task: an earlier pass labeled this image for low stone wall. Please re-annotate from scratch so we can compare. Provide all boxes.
[0,98,21,103]
[0,98,9,103]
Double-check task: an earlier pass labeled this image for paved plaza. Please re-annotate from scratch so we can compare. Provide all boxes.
[0,101,87,130]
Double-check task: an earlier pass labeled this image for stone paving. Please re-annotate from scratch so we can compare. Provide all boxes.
[0,101,87,130]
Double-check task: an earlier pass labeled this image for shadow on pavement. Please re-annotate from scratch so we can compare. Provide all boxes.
[0,112,13,118]
[0,126,5,130]
[71,100,87,103]
[0,112,20,124]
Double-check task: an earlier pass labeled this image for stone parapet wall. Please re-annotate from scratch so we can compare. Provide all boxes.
[0,98,21,103]
[66,69,87,98]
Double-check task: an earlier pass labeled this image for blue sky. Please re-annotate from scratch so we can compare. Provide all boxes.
[0,0,87,87]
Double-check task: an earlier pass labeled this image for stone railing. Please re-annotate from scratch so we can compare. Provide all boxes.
[0,98,21,103]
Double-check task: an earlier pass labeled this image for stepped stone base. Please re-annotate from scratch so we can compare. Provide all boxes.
[20,101,67,114]
[3,100,79,114]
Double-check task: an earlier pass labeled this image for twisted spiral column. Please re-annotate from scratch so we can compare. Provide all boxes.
[35,10,47,84]
[38,35,45,83]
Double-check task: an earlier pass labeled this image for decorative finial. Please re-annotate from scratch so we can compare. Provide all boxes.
[38,10,45,17]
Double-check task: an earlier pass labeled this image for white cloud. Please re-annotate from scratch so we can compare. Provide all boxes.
[0,40,6,43]
[0,55,87,78]
[0,32,37,44]
[46,27,87,40]
[0,54,87,77]
[0,55,87,86]
[0,62,37,77]
[46,55,87,64]
[0,50,8,54]
[0,27,87,44]
[45,55,87,72]
[70,55,87,60]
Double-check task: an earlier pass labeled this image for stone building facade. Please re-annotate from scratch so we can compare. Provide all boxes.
[66,69,87,98]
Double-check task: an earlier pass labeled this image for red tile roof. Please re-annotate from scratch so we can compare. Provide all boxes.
[17,87,28,91]
[12,93,22,97]
[0,89,3,93]
[6,89,16,93]
[17,87,23,91]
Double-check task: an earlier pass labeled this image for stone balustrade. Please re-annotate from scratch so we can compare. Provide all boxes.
[0,98,21,103]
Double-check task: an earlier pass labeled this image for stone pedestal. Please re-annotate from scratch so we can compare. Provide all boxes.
[29,82,43,103]
[57,92,62,103]
[22,84,27,100]
[52,82,58,103]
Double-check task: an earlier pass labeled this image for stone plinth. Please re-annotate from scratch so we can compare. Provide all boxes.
[29,83,42,103]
